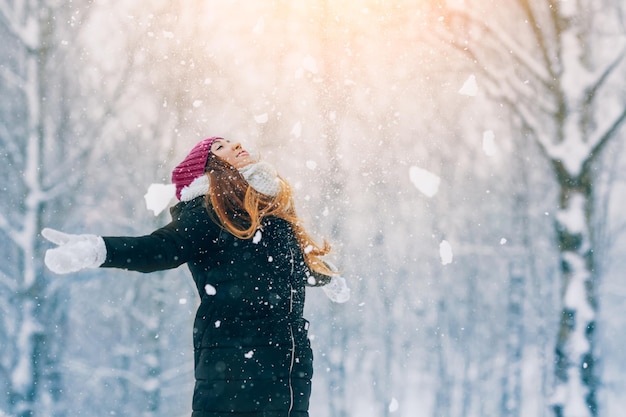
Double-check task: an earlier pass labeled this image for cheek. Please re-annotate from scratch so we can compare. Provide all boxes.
[214,150,234,162]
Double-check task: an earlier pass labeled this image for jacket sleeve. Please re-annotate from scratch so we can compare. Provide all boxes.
[100,202,218,273]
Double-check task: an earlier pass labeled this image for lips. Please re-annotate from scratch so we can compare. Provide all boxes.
[237,150,249,157]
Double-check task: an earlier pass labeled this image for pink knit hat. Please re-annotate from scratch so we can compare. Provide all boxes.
[171,137,222,200]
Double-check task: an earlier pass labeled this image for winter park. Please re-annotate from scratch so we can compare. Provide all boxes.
[2,1,626,417]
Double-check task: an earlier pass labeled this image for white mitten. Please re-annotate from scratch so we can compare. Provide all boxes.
[42,228,107,274]
[320,261,350,303]
[322,276,351,303]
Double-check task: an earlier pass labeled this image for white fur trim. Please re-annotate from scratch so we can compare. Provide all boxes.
[180,175,210,202]
[94,236,107,267]
[178,162,281,202]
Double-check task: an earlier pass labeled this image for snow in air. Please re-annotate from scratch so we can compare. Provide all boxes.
[291,121,302,138]
[306,160,317,170]
[409,166,440,197]
[205,284,217,296]
[439,240,453,265]
[244,350,255,359]
[458,75,478,96]
[254,113,268,124]
[389,397,399,413]
[302,55,318,74]
[482,130,497,156]
[253,230,263,244]
[144,183,176,216]
[252,17,265,35]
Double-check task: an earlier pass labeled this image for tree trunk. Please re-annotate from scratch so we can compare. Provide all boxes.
[551,165,597,417]
[501,261,525,417]
[8,6,49,416]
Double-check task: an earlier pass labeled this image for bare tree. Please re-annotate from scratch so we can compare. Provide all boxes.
[427,1,626,415]
[0,0,144,415]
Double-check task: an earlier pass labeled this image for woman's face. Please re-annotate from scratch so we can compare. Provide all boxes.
[210,139,255,169]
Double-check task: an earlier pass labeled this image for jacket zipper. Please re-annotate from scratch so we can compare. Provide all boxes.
[287,250,296,416]
[288,304,296,417]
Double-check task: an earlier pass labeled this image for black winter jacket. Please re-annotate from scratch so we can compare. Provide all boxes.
[101,196,313,417]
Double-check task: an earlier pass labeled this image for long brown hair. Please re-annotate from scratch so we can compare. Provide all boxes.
[204,154,335,278]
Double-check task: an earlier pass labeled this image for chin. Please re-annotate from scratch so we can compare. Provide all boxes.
[235,160,254,169]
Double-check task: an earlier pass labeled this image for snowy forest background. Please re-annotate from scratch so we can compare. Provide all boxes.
[2,1,626,417]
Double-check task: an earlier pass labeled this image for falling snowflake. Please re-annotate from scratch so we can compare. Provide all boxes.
[482,130,497,156]
[439,240,453,265]
[302,55,318,74]
[409,166,440,197]
[291,122,302,138]
[389,397,399,413]
[458,74,478,96]
[254,113,268,124]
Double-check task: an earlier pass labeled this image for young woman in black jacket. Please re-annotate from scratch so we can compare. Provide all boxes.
[42,137,349,417]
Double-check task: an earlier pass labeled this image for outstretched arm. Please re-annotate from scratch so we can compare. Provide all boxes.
[101,226,195,273]
[43,200,218,274]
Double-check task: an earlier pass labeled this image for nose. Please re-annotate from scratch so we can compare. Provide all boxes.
[232,141,241,149]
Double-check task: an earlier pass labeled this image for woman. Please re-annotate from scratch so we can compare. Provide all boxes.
[42,137,349,417]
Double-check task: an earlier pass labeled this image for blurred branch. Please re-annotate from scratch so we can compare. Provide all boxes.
[68,360,159,392]
[0,65,22,88]
[0,123,24,169]
[0,212,17,244]
[429,22,554,119]
[587,104,626,167]
[584,46,626,107]
[0,0,38,51]
[0,269,18,293]
[518,0,558,81]
[67,358,190,387]
[444,7,551,85]
[44,33,139,195]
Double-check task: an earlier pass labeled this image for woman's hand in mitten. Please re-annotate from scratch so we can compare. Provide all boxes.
[320,261,351,303]
[42,228,107,274]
